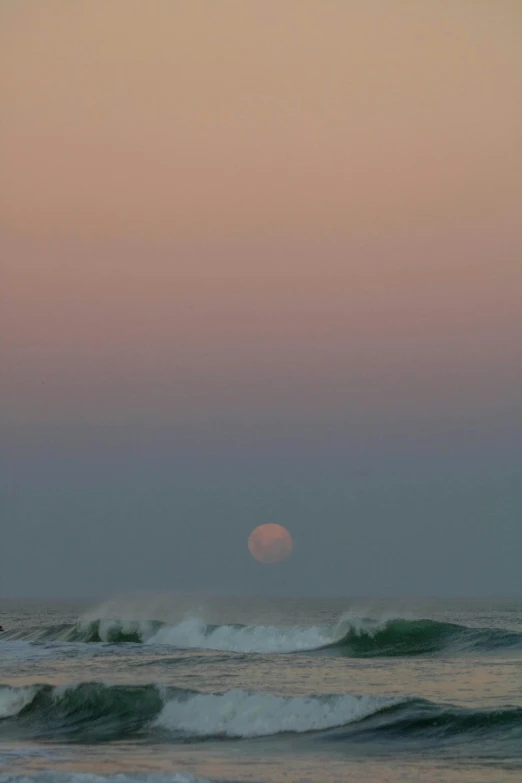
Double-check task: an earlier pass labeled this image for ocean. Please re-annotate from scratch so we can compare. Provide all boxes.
[0,596,521,783]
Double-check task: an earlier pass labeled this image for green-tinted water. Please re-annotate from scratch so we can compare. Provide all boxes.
[1,596,521,783]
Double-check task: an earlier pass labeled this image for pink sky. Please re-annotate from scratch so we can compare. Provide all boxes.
[2,1,521,442]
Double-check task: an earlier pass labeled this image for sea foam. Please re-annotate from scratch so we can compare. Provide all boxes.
[0,686,39,719]
[155,688,396,738]
[146,616,334,653]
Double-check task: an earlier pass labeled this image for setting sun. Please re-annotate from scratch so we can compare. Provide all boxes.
[248,524,293,564]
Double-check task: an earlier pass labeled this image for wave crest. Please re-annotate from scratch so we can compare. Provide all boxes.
[154,688,392,738]
[0,682,395,741]
[3,614,521,657]
[1,682,521,746]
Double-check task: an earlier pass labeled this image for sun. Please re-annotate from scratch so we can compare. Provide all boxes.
[248,524,293,564]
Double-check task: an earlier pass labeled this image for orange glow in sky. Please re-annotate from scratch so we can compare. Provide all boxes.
[1,1,521,440]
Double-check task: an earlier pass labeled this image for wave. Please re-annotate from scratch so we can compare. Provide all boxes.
[1,682,520,748]
[0,616,333,651]
[328,616,522,657]
[154,688,394,739]
[0,683,164,741]
[3,614,521,657]
[0,682,395,741]
[0,620,162,645]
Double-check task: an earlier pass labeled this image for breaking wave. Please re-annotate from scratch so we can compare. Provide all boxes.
[3,614,521,657]
[1,682,520,747]
[329,617,522,656]
[0,682,396,740]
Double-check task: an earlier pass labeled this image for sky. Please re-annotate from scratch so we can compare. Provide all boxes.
[1,0,521,599]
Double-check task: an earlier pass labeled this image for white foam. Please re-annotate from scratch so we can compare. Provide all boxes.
[75,605,411,653]
[146,612,405,653]
[0,685,38,718]
[147,616,335,653]
[331,613,397,639]
[155,688,395,738]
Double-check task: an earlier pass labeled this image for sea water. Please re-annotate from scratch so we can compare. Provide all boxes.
[0,596,521,783]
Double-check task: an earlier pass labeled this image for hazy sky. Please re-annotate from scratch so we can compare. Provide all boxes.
[2,1,521,599]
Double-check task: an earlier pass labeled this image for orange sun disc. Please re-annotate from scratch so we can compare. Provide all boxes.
[248,524,293,564]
